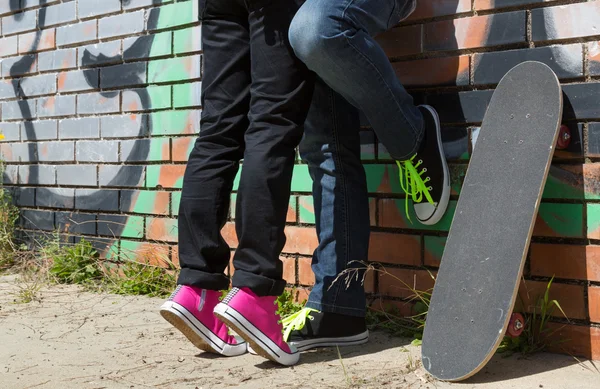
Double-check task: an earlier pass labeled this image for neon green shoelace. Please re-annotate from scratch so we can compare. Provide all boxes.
[281,308,319,341]
[397,156,435,222]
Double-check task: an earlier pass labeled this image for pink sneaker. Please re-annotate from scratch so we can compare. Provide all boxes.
[160,285,246,357]
[213,287,299,366]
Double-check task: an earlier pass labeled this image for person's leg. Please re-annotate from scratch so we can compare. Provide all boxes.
[213,0,314,367]
[281,78,370,351]
[289,0,450,225]
[160,0,250,357]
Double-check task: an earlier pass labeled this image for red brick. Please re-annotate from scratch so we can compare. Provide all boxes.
[298,256,315,285]
[282,256,296,284]
[530,244,600,282]
[146,217,178,243]
[369,298,415,317]
[424,12,526,52]
[369,232,421,266]
[589,287,600,323]
[222,222,238,248]
[369,198,377,227]
[286,287,310,304]
[378,198,409,229]
[518,280,586,320]
[394,55,470,87]
[364,270,376,294]
[377,25,422,58]
[590,42,600,76]
[282,226,318,256]
[128,242,171,268]
[408,0,471,20]
[378,268,435,299]
[545,323,600,360]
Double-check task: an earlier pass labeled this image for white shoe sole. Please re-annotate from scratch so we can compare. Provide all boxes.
[248,330,370,354]
[290,330,369,352]
[160,301,247,357]
[415,104,451,226]
[213,302,300,366]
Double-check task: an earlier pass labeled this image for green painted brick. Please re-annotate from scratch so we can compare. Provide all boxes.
[132,191,165,215]
[298,196,314,224]
[146,165,184,189]
[154,1,196,30]
[537,203,584,238]
[173,82,201,108]
[171,192,181,215]
[364,164,387,193]
[148,137,171,161]
[424,235,446,265]
[233,165,313,192]
[150,110,197,135]
[587,204,600,237]
[145,85,172,110]
[174,26,201,54]
[147,31,172,59]
[148,55,201,83]
[118,216,145,239]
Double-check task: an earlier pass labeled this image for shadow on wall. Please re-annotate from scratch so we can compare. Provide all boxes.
[4,0,163,247]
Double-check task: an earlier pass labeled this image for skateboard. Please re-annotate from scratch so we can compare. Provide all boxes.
[421,61,564,382]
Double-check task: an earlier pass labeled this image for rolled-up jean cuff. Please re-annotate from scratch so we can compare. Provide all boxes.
[177,267,230,291]
[232,269,286,297]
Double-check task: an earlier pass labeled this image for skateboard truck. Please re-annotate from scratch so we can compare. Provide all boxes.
[556,125,571,150]
[506,312,525,338]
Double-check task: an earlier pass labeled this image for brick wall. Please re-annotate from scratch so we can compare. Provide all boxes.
[0,0,599,359]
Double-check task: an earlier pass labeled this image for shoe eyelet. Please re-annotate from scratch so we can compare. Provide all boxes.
[428,186,433,191]
[424,177,430,182]
[422,168,427,173]
[418,159,423,164]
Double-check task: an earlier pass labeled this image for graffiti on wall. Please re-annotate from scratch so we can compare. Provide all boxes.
[1,0,599,262]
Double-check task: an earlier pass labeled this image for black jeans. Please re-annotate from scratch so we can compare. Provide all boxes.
[177,0,313,296]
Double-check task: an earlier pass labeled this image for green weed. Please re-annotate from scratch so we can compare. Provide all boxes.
[110,260,177,298]
[498,276,568,356]
[47,238,102,285]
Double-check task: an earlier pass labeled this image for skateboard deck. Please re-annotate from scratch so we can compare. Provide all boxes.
[421,61,563,381]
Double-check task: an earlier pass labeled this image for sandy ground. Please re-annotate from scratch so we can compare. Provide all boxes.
[1,274,598,389]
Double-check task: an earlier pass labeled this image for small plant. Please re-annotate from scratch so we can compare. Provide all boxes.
[498,276,568,356]
[47,238,102,285]
[334,261,433,341]
[0,186,19,272]
[276,289,306,317]
[111,260,176,298]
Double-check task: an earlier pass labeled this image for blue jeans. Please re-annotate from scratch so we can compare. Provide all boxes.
[291,0,422,161]
[300,78,370,317]
[293,0,422,316]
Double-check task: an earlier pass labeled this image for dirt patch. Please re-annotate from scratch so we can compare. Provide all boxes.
[0,275,597,389]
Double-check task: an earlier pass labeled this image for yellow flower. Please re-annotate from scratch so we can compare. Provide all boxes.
[0,134,4,140]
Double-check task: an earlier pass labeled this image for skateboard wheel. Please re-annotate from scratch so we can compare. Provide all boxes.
[507,313,525,338]
[556,125,571,150]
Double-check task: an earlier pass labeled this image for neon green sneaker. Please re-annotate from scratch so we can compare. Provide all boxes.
[397,105,450,225]
[281,308,369,351]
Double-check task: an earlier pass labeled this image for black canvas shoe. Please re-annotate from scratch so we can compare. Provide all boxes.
[281,308,369,352]
[397,105,450,225]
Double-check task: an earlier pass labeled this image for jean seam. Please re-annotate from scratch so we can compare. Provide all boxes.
[340,0,420,140]
[326,89,349,309]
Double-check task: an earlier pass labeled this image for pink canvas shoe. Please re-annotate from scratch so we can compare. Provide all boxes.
[160,285,246,356]
[213,287,299,366]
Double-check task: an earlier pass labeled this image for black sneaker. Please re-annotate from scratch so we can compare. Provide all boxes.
[281,308,369,352]
[397,105,450,225]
